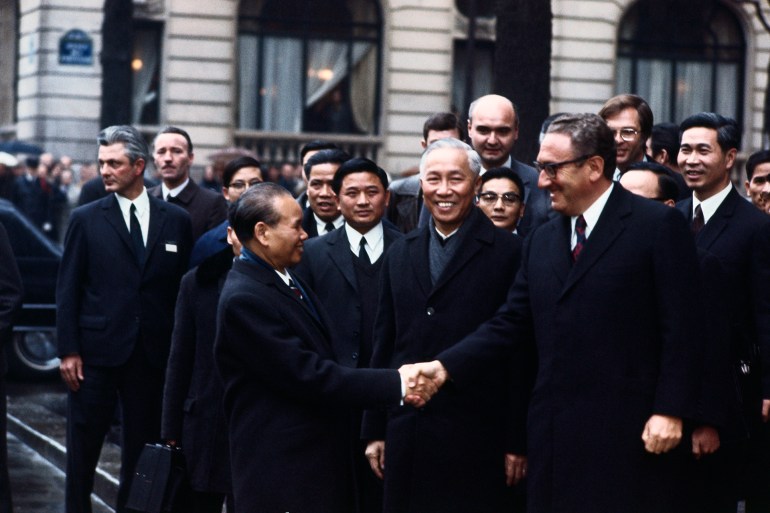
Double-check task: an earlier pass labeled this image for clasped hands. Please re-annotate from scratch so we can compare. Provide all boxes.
[397,360,448,408]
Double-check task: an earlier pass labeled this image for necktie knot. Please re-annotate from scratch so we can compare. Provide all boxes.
[288,278,303,300]
[324,222,336,233]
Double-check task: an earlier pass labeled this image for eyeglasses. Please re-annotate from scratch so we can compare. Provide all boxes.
[478,191,521,206]
[228,179,263,191]
[611,128,639,142]
[533,154,593,179]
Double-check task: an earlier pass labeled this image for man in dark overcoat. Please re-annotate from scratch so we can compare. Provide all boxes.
[420,113,702,513]
[361,138,528,513]
[213,183,434,513]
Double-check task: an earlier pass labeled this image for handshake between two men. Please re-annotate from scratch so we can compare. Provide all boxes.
[397,361,449,407]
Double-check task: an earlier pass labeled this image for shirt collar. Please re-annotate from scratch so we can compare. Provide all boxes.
[693,182,732,224]
[314,213,344,233]
[115,187,149,216]
[345,222,384,251]
[162,178,190,199]
[572,182,614,239]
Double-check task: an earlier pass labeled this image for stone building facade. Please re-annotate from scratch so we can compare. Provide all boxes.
[2,0,769,176]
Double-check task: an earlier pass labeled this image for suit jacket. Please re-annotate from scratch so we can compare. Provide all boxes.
[56,194,193,368]
[510,159,555,237]
[149,180,227,241]
[301,205,322,238]
[214,256,401,513]
[161,248,233,493]
[677,188,770,413]
[439,186,702,513]
[361,207,527,513]
[294,223,402,367]
[386,174,427,234]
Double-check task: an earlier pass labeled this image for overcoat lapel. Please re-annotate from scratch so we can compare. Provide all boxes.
[548,216,573,289]
[560,187,628,299]
[430,210,488,296]
[407,229,433,298]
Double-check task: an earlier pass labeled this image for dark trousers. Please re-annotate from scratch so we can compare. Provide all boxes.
[0,375,12,513]
[65,347,164,513]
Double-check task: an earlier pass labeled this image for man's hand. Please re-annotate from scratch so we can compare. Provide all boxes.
[365,440,385,480]
[641,414,683,454]
[398,360,449,407]
[762,399,770,422]
[691,426,720,459]
[504,453,527,486]
[59,354,84,392]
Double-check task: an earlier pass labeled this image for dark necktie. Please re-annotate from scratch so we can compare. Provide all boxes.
[130,204,145,265]
[691,204,705,235]
[359,237,371,265]
[288,278,304,300]
[572,215,587,262]
[324,222,336,233]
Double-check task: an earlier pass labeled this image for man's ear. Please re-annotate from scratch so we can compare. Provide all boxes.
[254,221,269,245]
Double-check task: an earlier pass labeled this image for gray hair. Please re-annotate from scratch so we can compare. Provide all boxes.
[547,113,616,180]
[419,138,482,177]
[97,125,150,165]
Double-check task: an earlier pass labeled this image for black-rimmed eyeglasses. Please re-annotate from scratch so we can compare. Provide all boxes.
[533,154,593,179]
[478,191,522,206]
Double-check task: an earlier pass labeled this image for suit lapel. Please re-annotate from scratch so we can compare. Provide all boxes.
[327,229,357,292]
[696,188,737,250]
[561,186,628,298]
[101,195,136,261]
[144,196,168,269]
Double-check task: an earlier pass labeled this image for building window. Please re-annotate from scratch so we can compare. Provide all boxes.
[237,0,382,134]
[131,22,162,126]
[452,39,494,114]
[616,0,745,125]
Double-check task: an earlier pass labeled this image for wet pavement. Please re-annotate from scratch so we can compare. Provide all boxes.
[7,432,112,513]
[5,380,118,512]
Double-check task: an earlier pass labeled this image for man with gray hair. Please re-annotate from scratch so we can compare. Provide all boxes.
[56,125,193,513]
[362,138,530,512]
[413,113,703,513]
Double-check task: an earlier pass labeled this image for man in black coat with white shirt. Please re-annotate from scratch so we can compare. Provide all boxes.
[57,125,192,513]
[214,182,434,513]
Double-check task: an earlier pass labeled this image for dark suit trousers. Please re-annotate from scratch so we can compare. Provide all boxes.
[65,346,164,513]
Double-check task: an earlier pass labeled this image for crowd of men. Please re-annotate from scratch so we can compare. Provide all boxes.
[0,89,769,513]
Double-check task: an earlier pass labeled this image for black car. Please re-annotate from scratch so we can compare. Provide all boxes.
[0,198,61,379]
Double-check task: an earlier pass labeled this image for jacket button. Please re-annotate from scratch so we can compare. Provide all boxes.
[426,307,435,316]
[352,352,358,360]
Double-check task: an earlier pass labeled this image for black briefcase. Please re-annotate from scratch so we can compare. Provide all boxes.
[126,443,191,513]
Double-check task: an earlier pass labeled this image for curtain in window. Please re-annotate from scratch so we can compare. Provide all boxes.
[675,62,711,122]
[635,59,672,125]
[131,29,159,125]
[351,43,376,133]
[238,34,259,129]
[262,37,302,132]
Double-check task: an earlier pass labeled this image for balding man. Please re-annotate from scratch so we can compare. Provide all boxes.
[467,94,552,236]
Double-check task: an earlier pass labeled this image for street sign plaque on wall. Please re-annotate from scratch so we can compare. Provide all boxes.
[59,29,93,66]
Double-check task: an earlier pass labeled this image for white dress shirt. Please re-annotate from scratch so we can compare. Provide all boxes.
[115,188,150,244]
[571,183,613,250]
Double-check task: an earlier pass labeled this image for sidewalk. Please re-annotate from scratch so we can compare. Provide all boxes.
[5,382,119,511]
